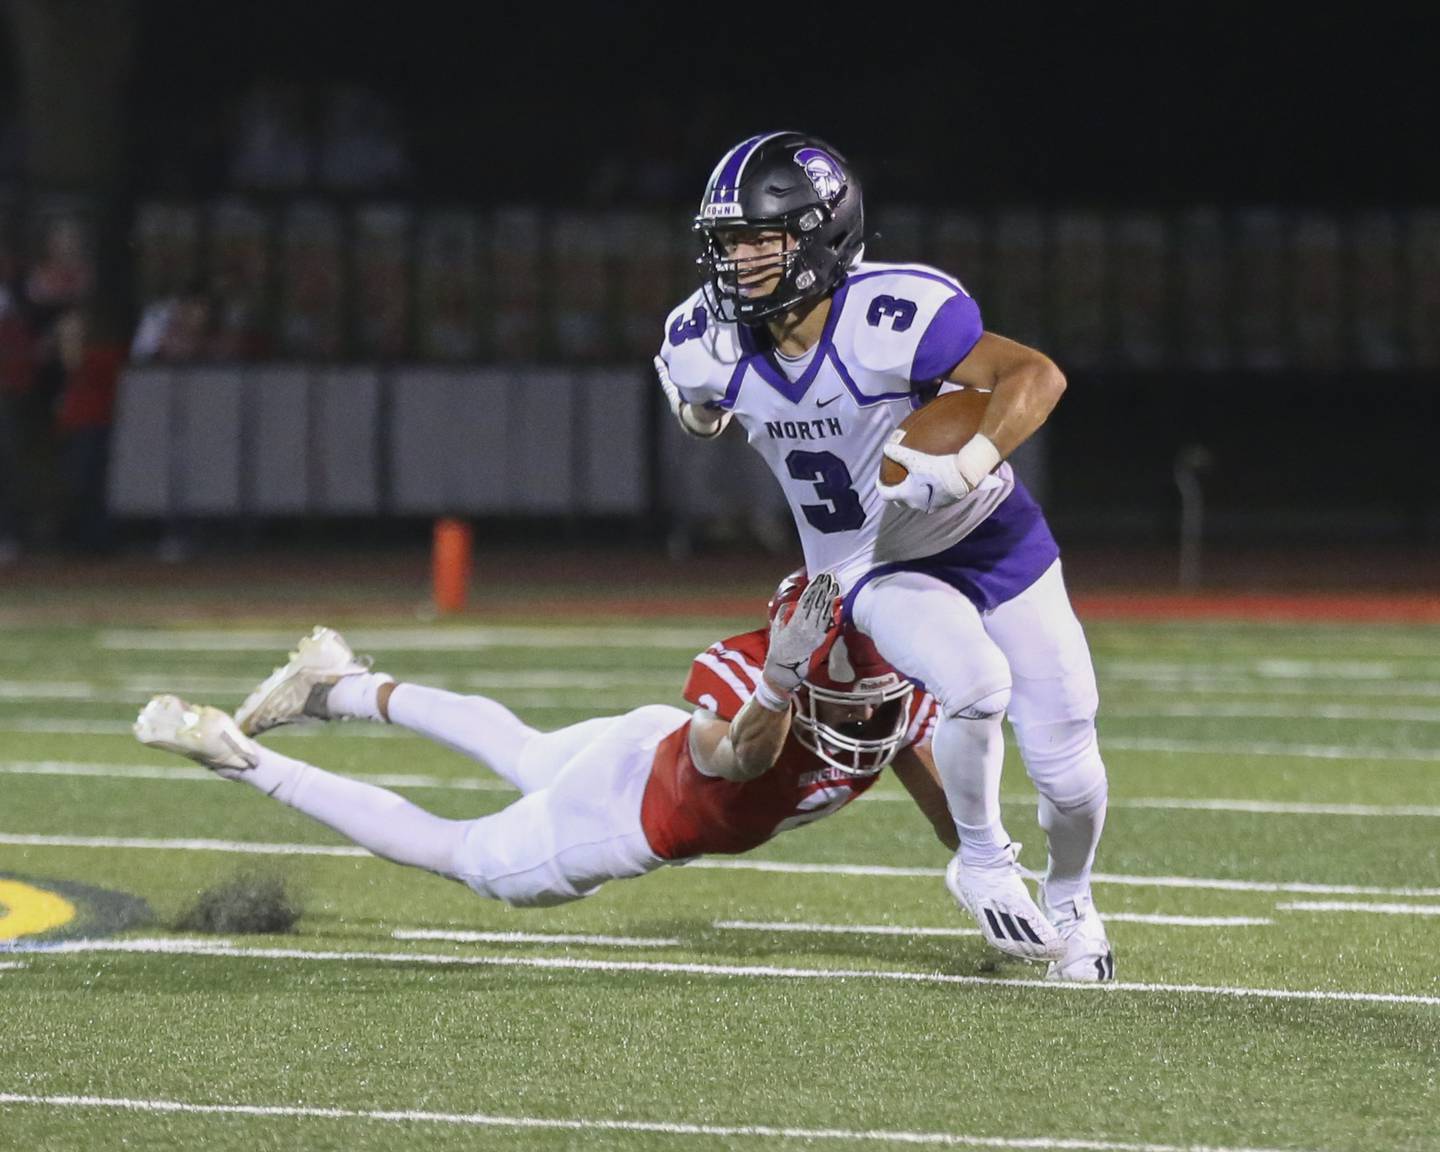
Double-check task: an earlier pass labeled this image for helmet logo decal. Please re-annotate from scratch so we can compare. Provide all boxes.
[794,148,844,201]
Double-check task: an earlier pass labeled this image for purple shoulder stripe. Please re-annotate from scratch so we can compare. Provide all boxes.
[911,292,983,383]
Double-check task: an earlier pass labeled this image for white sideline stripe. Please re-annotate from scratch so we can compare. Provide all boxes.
[0,962,28,971]
[0,1094,1324,1152]
[4,832,1437,898]
[716,914,1271,936]
[11,759,1432,819]
[393,929,680,947]
[1276,901,1440,917]
[100,627,717,652]
[1101,736,1440,764]
[0,760,513,792]
[16,938,1440,1009]
[1108,702,1440,723]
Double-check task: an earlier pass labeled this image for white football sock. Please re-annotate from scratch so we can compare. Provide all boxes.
[1038,782,1108,910]
[325,672,394,723]
[1014,718,1108,910]
[385,683,538,787]
[931,713,1011,869]
[244,745,468,877]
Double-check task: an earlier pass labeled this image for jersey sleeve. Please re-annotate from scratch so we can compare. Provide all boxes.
[682,630,769,720]
[902,688,940,748]
[845,266,983,385]
[910,289,983,383]
[659,291,732,408]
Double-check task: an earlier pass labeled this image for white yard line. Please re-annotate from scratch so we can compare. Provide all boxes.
[716,914,1271,936]
[1275,901,1440,917]
[0,1093,1327,1152]
[1078,796,1440,818]
[9,718,1436,762]
[100,627,717,652]
[3,831,1434,898]
[688,859,1440,898]
[14,938,1440,1008]
[0,962,28,971]
[1107,702,1440,723]
[393,929,680,947]
[10,759,1436,819]
[0,760,513,791]
[1099,737,1440,764]
[1108,678,1440,700]
[1104,660,1404,681]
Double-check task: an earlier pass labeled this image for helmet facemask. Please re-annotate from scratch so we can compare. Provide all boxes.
[791,673,913,778]
[695,203,841,325]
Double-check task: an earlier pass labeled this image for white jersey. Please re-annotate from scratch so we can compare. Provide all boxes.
[659,261,1013,589]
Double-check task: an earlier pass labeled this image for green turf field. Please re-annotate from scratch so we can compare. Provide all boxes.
[1,613,1437,1151]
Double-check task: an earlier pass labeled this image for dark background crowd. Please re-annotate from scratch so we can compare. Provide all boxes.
[0,2,1436,567]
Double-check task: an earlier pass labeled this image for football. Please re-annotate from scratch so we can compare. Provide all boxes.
[878,387,992,485]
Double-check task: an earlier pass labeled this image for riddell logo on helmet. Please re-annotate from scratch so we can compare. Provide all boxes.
[702,202,743,219]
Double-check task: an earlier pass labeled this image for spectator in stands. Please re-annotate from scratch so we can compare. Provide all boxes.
[130,280,217,363]
[54,309,123,553]
[0,246,33,563]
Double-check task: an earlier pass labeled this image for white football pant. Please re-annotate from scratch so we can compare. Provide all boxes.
[853,559,1107,905]
[244,701,685,907]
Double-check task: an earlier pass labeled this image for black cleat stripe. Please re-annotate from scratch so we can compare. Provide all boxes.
[1016,917,1044,945]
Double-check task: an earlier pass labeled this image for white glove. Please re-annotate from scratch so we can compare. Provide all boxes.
[653,355,730,439]
[877,432,1001,513]
[762,572,841,696]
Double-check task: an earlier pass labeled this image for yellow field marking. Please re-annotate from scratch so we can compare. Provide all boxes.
[0,879,77,940]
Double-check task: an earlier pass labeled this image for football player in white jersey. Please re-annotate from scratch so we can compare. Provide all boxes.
[131,580,964,918]
[654,131,1114,980]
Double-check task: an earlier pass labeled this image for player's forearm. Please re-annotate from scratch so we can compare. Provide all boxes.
[711,690,792,781]
[891,748,959,851]
[978,354,1067,458]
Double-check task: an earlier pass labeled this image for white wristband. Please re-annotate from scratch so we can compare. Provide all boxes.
[752,678,791,712]
[954,433,1002,490]
[679,403,730,439]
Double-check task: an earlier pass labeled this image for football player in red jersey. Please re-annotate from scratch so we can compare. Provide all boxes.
[136,571,970,919]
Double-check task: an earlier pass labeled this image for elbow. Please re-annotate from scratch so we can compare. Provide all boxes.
[1044,359,1067,407]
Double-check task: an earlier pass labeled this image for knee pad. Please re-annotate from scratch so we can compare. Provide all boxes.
[1017,718,1106,805]
[935,651,1013,720]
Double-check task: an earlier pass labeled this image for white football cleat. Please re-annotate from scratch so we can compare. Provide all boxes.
[235,626,373,736]
[1040,889,1115,982]
[134,695,259,780]
[945,843,1065,963]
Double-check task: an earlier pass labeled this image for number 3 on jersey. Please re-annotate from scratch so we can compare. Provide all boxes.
[786,449,867,533]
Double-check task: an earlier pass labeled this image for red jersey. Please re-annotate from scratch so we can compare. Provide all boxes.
[639,629,938,861]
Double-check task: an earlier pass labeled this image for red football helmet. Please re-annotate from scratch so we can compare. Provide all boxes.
[767,569,914,777]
